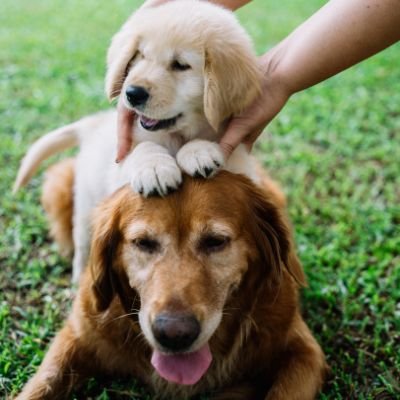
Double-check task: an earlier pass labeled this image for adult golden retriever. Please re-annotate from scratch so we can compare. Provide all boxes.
[14,0,261,282]
[16,161,326,400]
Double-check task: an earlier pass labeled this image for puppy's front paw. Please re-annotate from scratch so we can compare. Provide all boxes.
[129,142,182,197]
[177,140,224,178]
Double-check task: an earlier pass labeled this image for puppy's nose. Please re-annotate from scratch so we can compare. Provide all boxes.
[152,313,200,352]
[125,85,149,107]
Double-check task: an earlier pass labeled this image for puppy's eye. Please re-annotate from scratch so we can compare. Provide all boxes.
[171,59,191,71]
[128,51,142,66]
[132,237,160,254]
[198,235,230,254]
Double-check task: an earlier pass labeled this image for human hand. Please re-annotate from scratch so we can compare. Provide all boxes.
[220,0,400,158]
[116,96,136,163]
[219,52,292,158]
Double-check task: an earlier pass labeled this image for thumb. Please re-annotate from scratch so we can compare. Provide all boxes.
[116,100,136,163]
[219,114,258,159]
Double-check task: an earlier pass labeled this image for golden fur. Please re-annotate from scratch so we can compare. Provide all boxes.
[40,158,75,256]
[17,163,326,400]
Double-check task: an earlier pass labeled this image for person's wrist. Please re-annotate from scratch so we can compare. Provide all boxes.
[259,44,294,102]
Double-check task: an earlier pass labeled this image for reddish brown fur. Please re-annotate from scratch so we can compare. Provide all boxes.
[16,163,326,400]
[40,158,75,256]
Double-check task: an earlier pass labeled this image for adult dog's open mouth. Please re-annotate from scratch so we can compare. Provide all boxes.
[151,343,212,385]
[139,114,182,131]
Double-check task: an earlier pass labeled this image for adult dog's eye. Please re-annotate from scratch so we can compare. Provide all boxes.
[198,235,230,253]
[171,59,191,71]
[132,237,160,254]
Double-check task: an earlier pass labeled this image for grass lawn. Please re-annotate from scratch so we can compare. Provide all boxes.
[1,0,399,398]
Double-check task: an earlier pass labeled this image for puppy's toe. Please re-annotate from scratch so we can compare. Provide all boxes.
[131,158,182,197]
[177,140,224,179]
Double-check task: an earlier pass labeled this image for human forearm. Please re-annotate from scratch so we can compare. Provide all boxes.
[266,0,400,95]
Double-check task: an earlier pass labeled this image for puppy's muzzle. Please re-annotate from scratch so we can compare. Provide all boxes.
[126,85,149,107]
[152,312,200,352]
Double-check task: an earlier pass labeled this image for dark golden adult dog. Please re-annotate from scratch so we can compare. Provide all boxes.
[16,161,326,400]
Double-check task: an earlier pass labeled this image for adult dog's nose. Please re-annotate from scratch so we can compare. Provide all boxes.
[152,313,201,352]
[125,85,149,107]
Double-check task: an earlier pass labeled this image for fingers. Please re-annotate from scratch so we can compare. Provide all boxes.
[219,117,252,158]
[219,73,292,158]
[219,108,267,159]
[116,97,135,163]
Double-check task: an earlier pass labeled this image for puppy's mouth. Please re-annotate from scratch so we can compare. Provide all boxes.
[139,114,182,131]
[151,343,212,385]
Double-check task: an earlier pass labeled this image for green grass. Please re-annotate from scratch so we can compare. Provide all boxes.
[1,0,399,399]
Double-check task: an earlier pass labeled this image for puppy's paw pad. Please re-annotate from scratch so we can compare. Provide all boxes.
[177,140,224,178]
[131,158,182,197]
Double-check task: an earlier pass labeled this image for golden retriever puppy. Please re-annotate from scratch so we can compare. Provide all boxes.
[16,165,326,400]
[14,0,261,282]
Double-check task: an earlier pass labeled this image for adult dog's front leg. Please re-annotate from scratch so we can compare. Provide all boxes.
[15,324,88,400]
[265,319,327,400]
[123,141,182,197]
[211,382,260,400]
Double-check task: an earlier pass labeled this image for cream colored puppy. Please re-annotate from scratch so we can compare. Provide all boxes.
[14,0,261,282]
[106,0,261,195]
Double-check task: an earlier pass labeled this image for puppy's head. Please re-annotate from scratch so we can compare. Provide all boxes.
[89,172,304,386]
[105,0,261,136]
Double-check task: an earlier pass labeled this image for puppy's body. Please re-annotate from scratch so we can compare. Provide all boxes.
[14,0,261,281]
[17,165,326,400]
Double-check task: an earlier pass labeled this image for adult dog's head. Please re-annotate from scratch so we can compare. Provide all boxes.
[105,0,261,136]
[88,172,305,386]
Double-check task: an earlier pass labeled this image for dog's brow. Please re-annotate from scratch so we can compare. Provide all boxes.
[126,221,154,238]
[178,50,203,67]
[203,221,234,236]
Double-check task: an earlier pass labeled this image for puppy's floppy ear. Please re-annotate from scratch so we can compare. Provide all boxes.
[203,33,261,131]
[249,185,306,287]
[105,20,140,101]
[89,190,125,312]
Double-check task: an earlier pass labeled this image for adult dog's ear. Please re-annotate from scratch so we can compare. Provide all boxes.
[249,185,306,287]
[105,18,140,101]
[89,190,125,312]
[203,32,261,131]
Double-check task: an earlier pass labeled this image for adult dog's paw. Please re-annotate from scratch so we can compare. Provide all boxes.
[176,140,224,178]
[129,142,182,197]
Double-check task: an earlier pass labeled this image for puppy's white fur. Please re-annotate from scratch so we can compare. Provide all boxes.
[14,0,261,282]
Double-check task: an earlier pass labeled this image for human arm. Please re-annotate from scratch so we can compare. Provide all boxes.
[219,0,400,156]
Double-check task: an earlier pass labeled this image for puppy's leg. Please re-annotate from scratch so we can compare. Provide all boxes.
[71,169,96,283]
[224,144,258,181]
[41,157,89,284]
[121,141,182,197]
[72,207,91,284]
[176,139,224,178]
[264,318,327,400]
[15,324,89,400]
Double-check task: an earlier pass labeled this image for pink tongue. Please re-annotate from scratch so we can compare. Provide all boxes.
[140,115,159,128]
[151,344,212,385]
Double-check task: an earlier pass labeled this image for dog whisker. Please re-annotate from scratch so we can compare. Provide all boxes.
[109,311,140,323]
